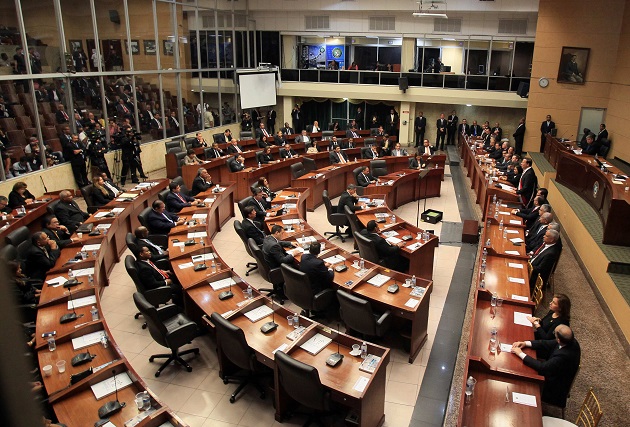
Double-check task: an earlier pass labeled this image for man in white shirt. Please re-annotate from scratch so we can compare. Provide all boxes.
[390,142,408,156]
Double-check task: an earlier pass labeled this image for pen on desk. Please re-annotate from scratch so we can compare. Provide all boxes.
[74,320,91,329]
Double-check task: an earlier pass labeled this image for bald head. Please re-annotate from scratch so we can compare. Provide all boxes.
[554,324,574,345]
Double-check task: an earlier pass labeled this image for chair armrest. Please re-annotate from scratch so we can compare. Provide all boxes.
[156,303,181,321]
[313,288,335,311]
[375,310,393,336]
[269,267,284,285]
[149,234,168,248]
[165,321,199,348]
[375,310,392,327]
[144,286,173,306]
[330,213,349,226]
[154,259,171,270]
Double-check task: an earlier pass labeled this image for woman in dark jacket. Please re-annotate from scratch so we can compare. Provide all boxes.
[8,181,35,209]
[527,293,571,358]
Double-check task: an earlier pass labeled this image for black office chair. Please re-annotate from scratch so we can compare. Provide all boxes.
[598,138,611,158]
[353,231,382,264]
[247,238,285,304]
[165,140,182,152]
[280,264,335,318]
[184,137,197,150]
[172,176,191,196]
[322,190,349,243]
[174,151,187,177]
[275,350,332,425]
[370,128,379,136]
[337,289,392,338]
[125,255,173,329]
[0,244,17,262]
[210,312,268,403]
[203,147,214,159]
[361,147,373,159]
[157,188,170,202]
[125,233,169,268]
[133,292,199,377]
[46,199,60,216]
[233,220,258,276]
[364,137,376,146]
[344,205,364,252]
[255,150,264,165]
[321,130,334,140]
[351,166,366,196]
[303,157,317,173]
[167,147,183,156]
[5,226,30,247]
[79,185,100,213]
[240,131,253,139]
[212,133,223,143]
[290,162,306,179]
[370,159,388,178]
[237,196,254,219]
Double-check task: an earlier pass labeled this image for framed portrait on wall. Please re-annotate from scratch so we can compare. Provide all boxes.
[125,40,140,55]
[144,40,156,55]
[69,40,83,52]
[163,40,174,56]
[557,46,590,84]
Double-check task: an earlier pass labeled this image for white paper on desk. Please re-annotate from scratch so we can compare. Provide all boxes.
[73,267,95,277]
[102,422,116,427]
[500,343,513,353]
[272,343,288,355]
[91,372,132,400]
[374,213,389,219]
[299,333,332,355]
[178,262,194,269]
[209,277,236,291]
[382,230,399,237]
[505,250,520,256]
[82,244,101,252]
[192,213,207,219]
[514,312,533,327]
[372,199,385,205]
[508,263,524,269]
[282,219,301,225]
[508,277,526,284]
[512,392,537,407]
[353,376,370,393]
[512,294,528,302]
[68,295,97,310]
[203,198,216,204]
[506,229,519,234]
[367,274,390,287]
[244,305,274,322]
[289,247,305,256]
[46,276,67,286]
[188,231,207,238]
[323,254,346,265]
[296,236,317,245]
[509,220,521,225]
[96,223,111,230]
[358,198,370,203]
[283,203,297,209]
[172,242,185,247]
[94,211,110,218]
[191,253,215,262]
[572,149,582,155]
[499,211,511,215]
[509,237,524,244]
[386,236,403,245]
[72,330,106,350]
[407,242,422,251]
[386,180,395,185]
[501,204,508,207]
[405,298,420,308]
[111,207,125,214]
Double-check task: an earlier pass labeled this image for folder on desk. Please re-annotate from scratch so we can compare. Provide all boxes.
[72,330,107,350]
[359,354,381,374]
[367,274,390,287]
[90,372,132,400]
[244,305,274,322]
[209,277,236,291]
[68,295,97,310]
[299,333,332,355]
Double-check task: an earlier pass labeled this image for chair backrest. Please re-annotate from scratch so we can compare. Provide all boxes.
[354,231,380,264]
[344,205,364,237]
[167,147,182,155]
[247,238,275,283]
[370,159,388,177]
[322,190,334,219]
[212,133,223,143]
[275,350,329,411]
[361,147,372,159]
[598,139,610,158]
[237,196,254,219]
[5,226,30,247]
[337,289,378,336]
[532,274,543,310]
[174,151,187,166]
[80,185,95,207]
[211,312,256,371]
[165,140,182,152]
[575,387,602,427]
[158,188,170,202]
[353,166,364,186]
[281,263,315,311]
[125,254,145,292]
[290,162,306,179]
[0,244,17,262]
[240,131,253,139]
[203,147,214,159]
[233,220,255,258]
[138,206,152,229]
[133,292,168,347]
[255,150,264,164]
[172,176,191,196]
[370,128,379,136]
[46,199,60,216]
[184,138,196,150]
[364,137,376,146]
[321,130,334,140]
[303,157,317,173]
[126,233,140,257]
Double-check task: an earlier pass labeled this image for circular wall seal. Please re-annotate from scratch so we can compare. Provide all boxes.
[332,47,343,58]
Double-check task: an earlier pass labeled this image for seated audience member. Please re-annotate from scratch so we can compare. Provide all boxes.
[165,181,203,213]
[505,164,523,187]
[229,154,245,172]
[299,242,334,293]
[12,156,32,176]
[526,212,553,253]
[273,130,287,146]
[134,226,169,262]
[419,139,435,156]
[54,190,90,234]
[147,199,185,235]
[8,181,35,209]
[360,220,409,272]
[241,206,266,246]
[280,144,297,159]
[328,136,342,151]
[356,166,376,187]
[91,176,115,207]
[537,187,549,201]
[9,260,40,305]
[226,138,244,154]
[207,142,225,158]
[529,229,561,288]
[527,293,571,357]
[409,153,427,170]
[294,130,310,145]
[191,168,214,196]
[381,135,392,155]
[183,148,202,165]
[262,224,296,268]
[363,145,381,159]
[390,142,408,157]
[248,187,282,222]
[511,325,581,408]
[582,133,599,155]
[343,138,355,149]
[257,135,271,149]
[281,122,294,135]
[526,204,551,237]
[25,231,60,281]
[512,196,545,230]
[547,222,563,250]
[0,195,12,215]
[42,215,74,248]
[191,132,208,148]
[260,146,277,164]
[135,245,182,305]
[329,146,349,164]
[257,177,276,201]
[338,184,362,213]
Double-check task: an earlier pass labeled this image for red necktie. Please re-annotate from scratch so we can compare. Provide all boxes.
[148,260,169,279]
[235,145,242,153]
[339,153,346,163]
[176,193,186,203]
[123,105,129,113]
[533,244,544,256]
[63,111,68,120]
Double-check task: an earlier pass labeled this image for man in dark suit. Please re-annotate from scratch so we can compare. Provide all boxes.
[191,168,214,196]
[266,108,276,134]
[526,212,553,253]
[387,108,399,138]
[165,181,204,213]
[328,136,341,151]
[513,196,544,229]
[469,120,482,137]
[135,245,182,304]
[248,188,281,222]
[529,229,561,287]
[363,145,381,159]
[291,105,301,132]
[262,225,296,268]
[513,117,526,155]
[282,122,294,135]
[299,242,334,294]
[191,132,208,148]
[42,215,74,248]
[516,158,537,208]
[409,153,427,170]
[207,142,225,159]
[540,114,555,151]
[436,113,447,150]
[360,220,409,272]
[511,325,580,408]
[280,144,297,159]
[525,203,551,237]
[255,122,272,142]
[226,139,244,154]
[457,118,470,137]
[146,200,185,235]
[55,105,71,124]
[273,131,287,147]
[229,154,245,172]
[116,99,133,119]
[338,184,363,213]
[25,232,61,281]
[446,110,458,146]
[54,190,89,234]
[356,167,375,187]
[414,112,426,147]
[582,134,600,155]
[217,129,233,144]
[595,123,608,145]
[62,134,88,187]
[150,113,164,131]
[241,206,266,246]
[134,226,169,262]
[329,146,349,164]
[346,127,360,139]
[167,111,180,136]
[492,122,503,141]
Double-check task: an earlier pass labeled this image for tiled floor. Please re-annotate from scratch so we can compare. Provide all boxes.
[101,165,462,427]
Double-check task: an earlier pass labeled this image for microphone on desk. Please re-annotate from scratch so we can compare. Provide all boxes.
[194,239,208,271]
[59,288,81,324]
[261,300,278,334]
[40,176,48,193]
[97,369,126,419]
[218,277,234,300]
[326,323,344,367]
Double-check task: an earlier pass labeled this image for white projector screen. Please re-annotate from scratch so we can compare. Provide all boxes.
[238,72,277,109]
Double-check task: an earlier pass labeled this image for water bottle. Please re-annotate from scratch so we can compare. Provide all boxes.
[211,258,216,271]
[68,268,74,279]
[498,219,503,231]
[492,194,497,204]
[494,210,498,219]
[246,284,253,299]
[354,157,357,162]
[390,214,396,224]
[258,162,261,169]
[480,260,486,274]
[92,250,97,258]
[88,274,94,286]
[47,336,56,352]
[491,292,497,307]
[485,239,491,247]
[480,278,485,289]
[482,248,487,261]
[360,341,368,359]
[503,228,508,239]
[411,275,416,287]
[100,335,108,348]
[466,376,475,400]
[90,305,99,321]
[359,258,365,271]
[489,327,498,353]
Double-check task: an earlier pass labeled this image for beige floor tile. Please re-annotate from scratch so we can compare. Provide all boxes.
[389,362,426,385]
[179,389,224,417]
[201,419,238,427]
[383,401,415,427]
[176,412,207,427]
[159,383,196,412]
[385,380,419,406]
[171,367,212,389]
[197,370,230,395]
[207,393,252,424]
[238,397,277,427]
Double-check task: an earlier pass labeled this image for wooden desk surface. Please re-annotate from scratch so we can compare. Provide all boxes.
[485,224,528,260]
[480,256,531,302]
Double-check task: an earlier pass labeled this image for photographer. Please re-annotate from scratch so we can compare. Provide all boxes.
[118,127,147,185]
[86,132,112,180]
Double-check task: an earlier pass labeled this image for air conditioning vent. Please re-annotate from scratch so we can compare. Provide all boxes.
[498,19,528,35]
[369,16,395,31]
[434,18,462,33]
[305,15,330,30]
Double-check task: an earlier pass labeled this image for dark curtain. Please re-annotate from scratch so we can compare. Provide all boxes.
[301,100,331,130]
[331,101,348,130]
[365,102,395,130]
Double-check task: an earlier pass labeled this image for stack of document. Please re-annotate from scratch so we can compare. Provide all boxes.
[299,333,332,355]
[323,254,346,265]
[68,295,97,310]
[72,330,107,350]
[91,372,132,400]
[244,305,274,322]
[367,274,390,287]
[209,277,236,291]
